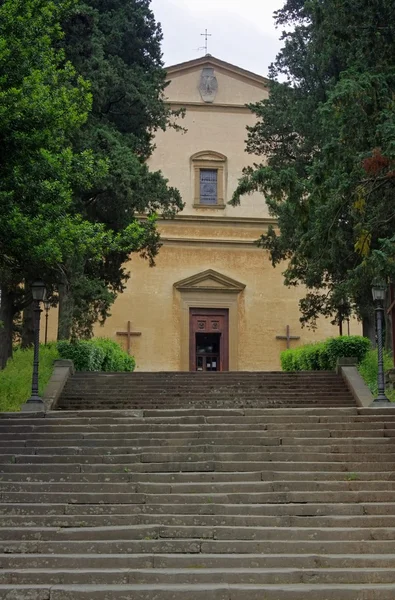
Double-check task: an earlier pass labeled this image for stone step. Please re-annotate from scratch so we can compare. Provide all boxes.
[3,513,395,528]
[61,391,353,396]
[60,398,355,403]
[53,407,361,416]
[2,459,393,474]
[59,404,357,410]
[4,538,395,555]
[48,406,362,414]
[1,501,393,516]
[0,427,388,439]
[2,566,395,585]
[1,582,395,599]
[3,480,395,494]
[60,392,352,399]
[5,452,395,466]
[0,418,388,430]
[1,423,377,433]
[4,416,395,427]
[4,414,383,426]
[0,441,390,453]
[3,437,390,450]
[0,470,394,483]
[4,490,395,505]
[66,381,344,386]
[0,469,395,485]
[67,380,344,384]
[1,553,395,570]
[3,524,395,542]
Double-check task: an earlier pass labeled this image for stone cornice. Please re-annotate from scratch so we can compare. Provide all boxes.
[156,214,277,227]
[162,237,263,249]
[167,102,252,113]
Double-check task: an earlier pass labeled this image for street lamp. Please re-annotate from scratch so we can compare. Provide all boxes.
[43,299,50,344]
[26,281,47,405]
[338,297,348,336]
[371,278,390,406]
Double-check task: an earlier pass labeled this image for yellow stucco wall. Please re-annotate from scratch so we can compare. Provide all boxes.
[149,107,269,218]
[94,228,360,371]
[45,57,362,371]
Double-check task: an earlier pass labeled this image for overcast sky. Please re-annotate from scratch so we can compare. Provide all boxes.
[150,0,285,77]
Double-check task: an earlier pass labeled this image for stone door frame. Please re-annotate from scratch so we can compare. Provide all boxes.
[174,269,246,372]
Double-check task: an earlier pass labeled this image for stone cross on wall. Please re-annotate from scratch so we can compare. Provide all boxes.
[116,321,141,355]
[276,325,300,350]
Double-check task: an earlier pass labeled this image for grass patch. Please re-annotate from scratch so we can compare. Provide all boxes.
[0,344,59,412]
[345,472,360,481]
[358,349,395,401]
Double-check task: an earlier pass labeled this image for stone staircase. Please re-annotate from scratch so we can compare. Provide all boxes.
[58,371,356,410]
[2,386,395,597]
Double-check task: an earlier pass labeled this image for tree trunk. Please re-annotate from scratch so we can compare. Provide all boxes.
[21,300,34,348]
[57,279,74,341]
[362,312,376,347]
[0,285,14,369]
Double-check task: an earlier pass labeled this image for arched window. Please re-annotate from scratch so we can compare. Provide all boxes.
[191,151,227,208]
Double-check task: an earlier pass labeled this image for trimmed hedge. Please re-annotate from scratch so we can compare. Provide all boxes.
[281,336,371,372]
[57,338,135,372]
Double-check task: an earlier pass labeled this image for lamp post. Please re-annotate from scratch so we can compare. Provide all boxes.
[338,297,348,336]
[43,300,50,345]
[371,278,390,406]
[26,281,47,405]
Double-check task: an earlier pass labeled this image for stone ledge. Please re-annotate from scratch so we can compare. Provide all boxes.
[337,358,374,408]
[21,359,75,413]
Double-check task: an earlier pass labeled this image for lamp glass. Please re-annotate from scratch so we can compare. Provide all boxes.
[372,286,386,302]
[43,300,51,311]
[31,281,47,302]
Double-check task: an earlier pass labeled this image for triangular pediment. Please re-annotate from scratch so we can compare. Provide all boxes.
[166,55,269,89]
[174,269,246,293]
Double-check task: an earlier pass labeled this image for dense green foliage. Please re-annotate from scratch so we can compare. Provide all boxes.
[281,336,371,371]
[0,0,109,366]
[232,0,395,329]
[57,338,135,371]
[57,0,184,339]
[0,344,59,412]
[0,0,184,367]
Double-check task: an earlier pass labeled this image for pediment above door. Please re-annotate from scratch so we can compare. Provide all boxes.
[174,269,245,293]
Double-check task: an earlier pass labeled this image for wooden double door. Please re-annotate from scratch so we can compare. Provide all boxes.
[189,308,229,372]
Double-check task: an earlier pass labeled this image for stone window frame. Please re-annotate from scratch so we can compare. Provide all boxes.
[191,150,227,209]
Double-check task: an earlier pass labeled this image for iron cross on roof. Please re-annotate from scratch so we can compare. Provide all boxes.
[200,29,212,55]
[116,321,141,355]
[276,325,300,350]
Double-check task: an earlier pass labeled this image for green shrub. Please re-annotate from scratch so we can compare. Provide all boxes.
[0,344,59,412]
[92,338,135,372]
[325,336,371,366]
[281,348,298,372]
[57,338,135,372]
[281,335,371,372]
[57,340,105,371]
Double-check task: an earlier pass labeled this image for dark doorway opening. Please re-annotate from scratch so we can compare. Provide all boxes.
[189,308,229,371]
[195,333,220,371]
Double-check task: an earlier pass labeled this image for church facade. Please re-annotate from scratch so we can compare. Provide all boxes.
[57,55,356,371]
